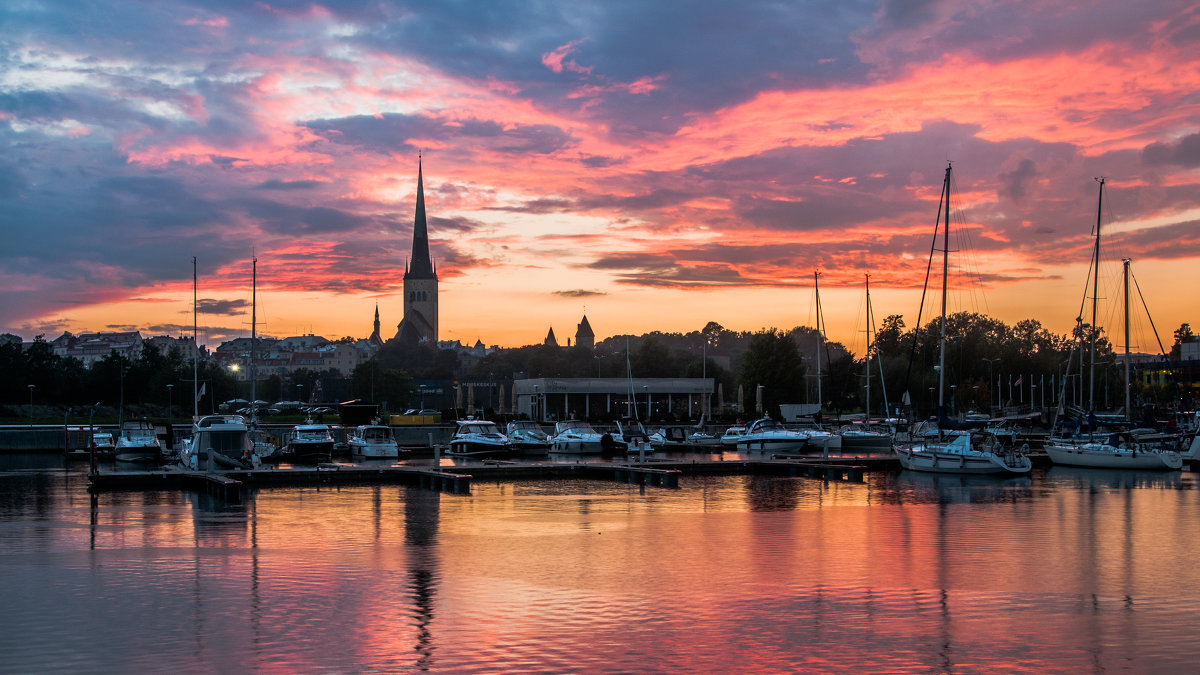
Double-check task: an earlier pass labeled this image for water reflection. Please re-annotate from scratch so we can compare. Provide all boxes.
[405,485,440,668]
[889,470,1034,503]
[1044,466,1185,491]
[5,459,1200,671]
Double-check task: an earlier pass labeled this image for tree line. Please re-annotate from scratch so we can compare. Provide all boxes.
[4,314,1192,422]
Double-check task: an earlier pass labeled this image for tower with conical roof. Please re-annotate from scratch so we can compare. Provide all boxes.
[368,303,383,346]
[575,314,594,350]
[395,156,439,345]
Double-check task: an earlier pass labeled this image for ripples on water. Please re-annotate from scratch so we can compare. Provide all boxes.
[1,458,1198,672]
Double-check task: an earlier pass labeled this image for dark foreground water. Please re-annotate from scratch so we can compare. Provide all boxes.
[2,455,1199,673]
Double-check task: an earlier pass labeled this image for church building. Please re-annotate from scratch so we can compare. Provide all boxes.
[394,157,439,346]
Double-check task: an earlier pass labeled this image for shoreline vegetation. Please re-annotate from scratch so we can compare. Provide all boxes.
[2,313,1194,424]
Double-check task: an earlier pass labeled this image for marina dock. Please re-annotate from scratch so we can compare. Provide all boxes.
[86,456,901,496]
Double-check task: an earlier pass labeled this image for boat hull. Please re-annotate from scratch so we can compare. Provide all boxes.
[736,437,808,453]
[348,441,400,459]
[507,440,551,457]
[839,434,892,450]
[895,445,1031,475]
[288,441,334,463]
[447,441,510,458]
[1045,443,1182,471]
[115,443,162,463]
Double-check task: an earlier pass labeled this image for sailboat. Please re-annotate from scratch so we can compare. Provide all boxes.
[839,275,892,450]
[246,258,280,462]
[894,164,1032,475]
[1045,181,1181,470]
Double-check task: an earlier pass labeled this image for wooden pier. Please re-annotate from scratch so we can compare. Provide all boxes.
[87,456,901,498]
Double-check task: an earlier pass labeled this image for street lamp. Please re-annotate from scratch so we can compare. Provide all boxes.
[981,358,999,413]
[28,384,35,427]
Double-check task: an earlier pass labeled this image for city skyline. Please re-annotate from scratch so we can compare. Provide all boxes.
[2,1,1198,354]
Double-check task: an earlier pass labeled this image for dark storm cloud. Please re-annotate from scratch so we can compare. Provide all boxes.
[305,113,575,156]
[552,289,607,298]
[1142,133,1200,167]
[254,179,324,191]
[856,0,1169,67]
[998,159,1039,203]
[196,298,248,315]
[238,199,368,235]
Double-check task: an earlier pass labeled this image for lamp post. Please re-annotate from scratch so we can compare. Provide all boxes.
[167,383,174,429]
[981,358,999,413]
[27,384,35,427]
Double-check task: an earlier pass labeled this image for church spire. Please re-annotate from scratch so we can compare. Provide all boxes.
[406,154,435,280]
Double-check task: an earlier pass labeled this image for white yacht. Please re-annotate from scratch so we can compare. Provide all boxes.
[735,418,809,454]
[896,430,1032,475]
[838,424,893,450]
[286,422,335,463]
[891,164,1030,476]
[505,420,551,457]
[1045,430,1182,471]
[347,425,401,459]
[550,419,606,454]
[448,420,510,457]
[114,420,161,463]
[649,425,692,449]
[180,415,257,471]
[720,425,746,449]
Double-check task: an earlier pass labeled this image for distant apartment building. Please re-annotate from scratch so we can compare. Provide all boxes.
[49,331,200,367]
[213,334,379,379]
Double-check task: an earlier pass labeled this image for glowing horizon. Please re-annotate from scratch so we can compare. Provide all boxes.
[2,1,1198,354]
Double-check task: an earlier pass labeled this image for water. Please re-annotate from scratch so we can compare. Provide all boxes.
[1,455,1198,673]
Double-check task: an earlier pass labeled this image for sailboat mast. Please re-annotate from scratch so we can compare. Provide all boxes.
[938,163,950,411]
[1123,257,1131,421]
[1090,177,1104,411]
[864,274,871,422]
[250,257,257,420]
[192,256,198,420]
[814,270,822,409]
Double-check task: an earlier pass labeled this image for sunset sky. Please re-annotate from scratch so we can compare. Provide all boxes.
[2,1,1198,354]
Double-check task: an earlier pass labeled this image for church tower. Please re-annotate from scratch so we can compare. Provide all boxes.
[575,315,594,350]
[395,156,439,345]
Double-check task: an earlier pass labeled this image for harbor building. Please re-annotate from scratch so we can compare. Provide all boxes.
[514,377,713,422]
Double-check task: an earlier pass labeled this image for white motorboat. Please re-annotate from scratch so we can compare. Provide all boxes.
[896,431,1032,475]
[720,425,746,448]
[735,418,809,454]
[91,431,116,454]
[114,420,161,463]
[649,425,692,449]
[180,414,257,470]
[505,420,551,456]
[248,426,281,462]
[448,420,510,457]
[838,424,893,450]
[1045,431,1182,471]
[550,419,606,454]
[286,422,335,463]
[347,425,400,459]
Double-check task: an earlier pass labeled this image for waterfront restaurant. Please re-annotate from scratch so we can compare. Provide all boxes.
[514,377,714,423]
